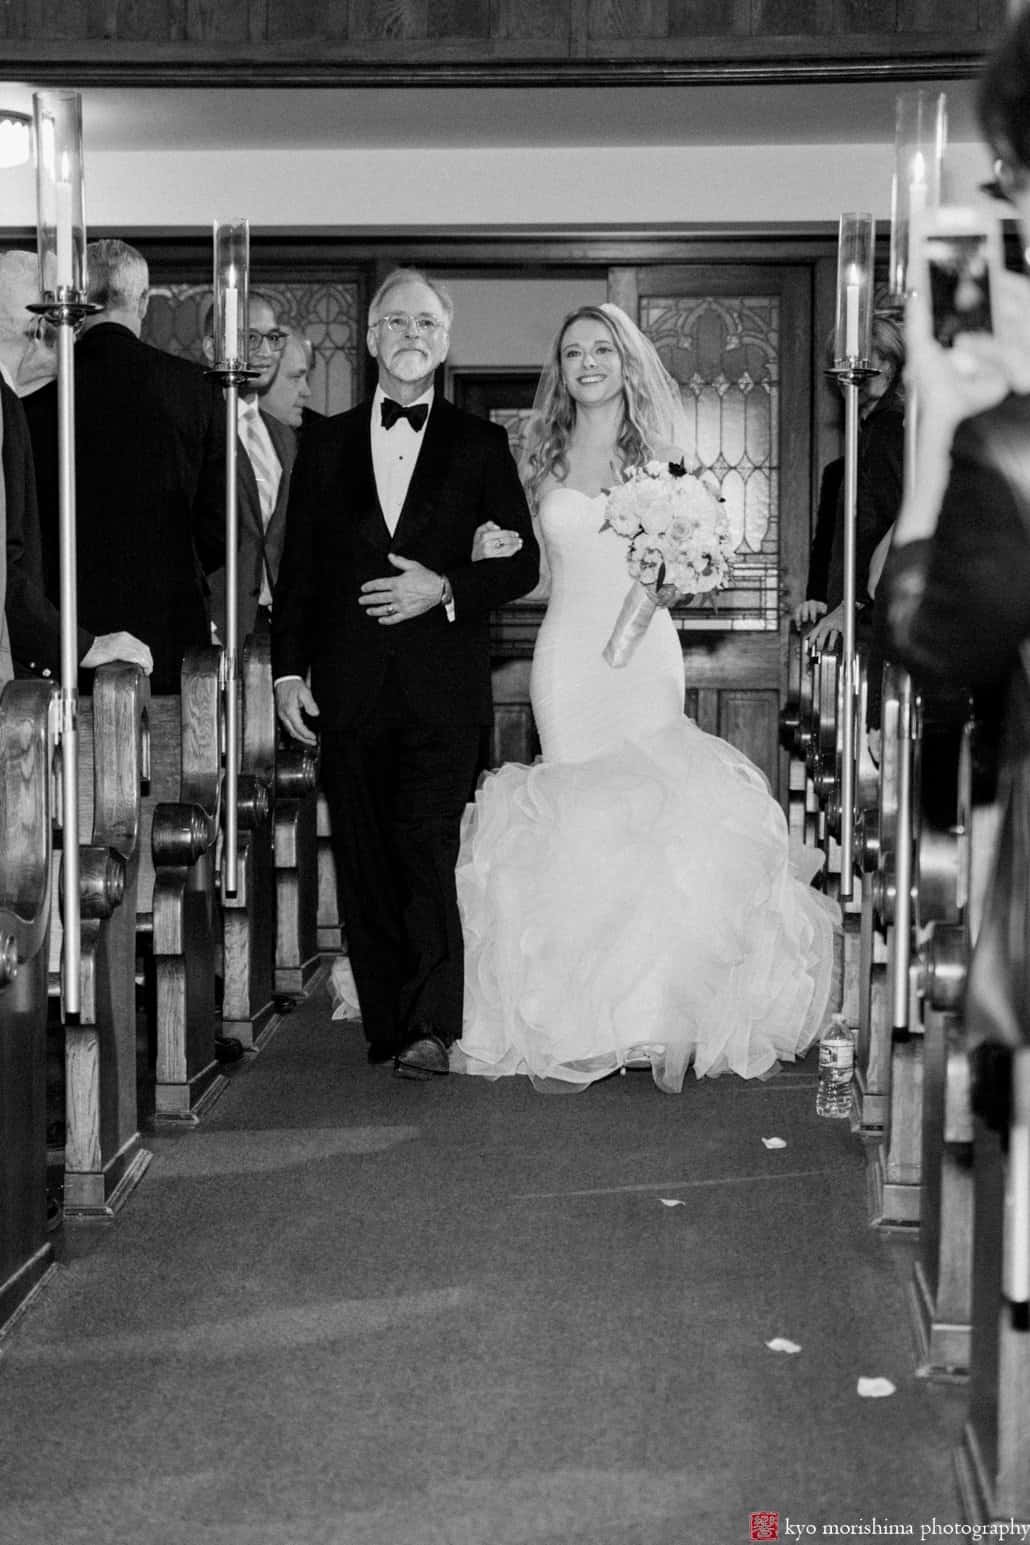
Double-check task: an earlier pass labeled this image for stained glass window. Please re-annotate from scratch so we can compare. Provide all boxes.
[143,280,362,417]
[640,294,781,631]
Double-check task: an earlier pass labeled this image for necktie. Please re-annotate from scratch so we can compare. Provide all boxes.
[239,405,281,526]
[380,398,428,432]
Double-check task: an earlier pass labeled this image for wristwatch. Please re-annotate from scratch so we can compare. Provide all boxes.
[440,574,455,623]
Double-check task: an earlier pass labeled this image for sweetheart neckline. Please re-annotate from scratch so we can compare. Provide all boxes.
[541,487,608,504]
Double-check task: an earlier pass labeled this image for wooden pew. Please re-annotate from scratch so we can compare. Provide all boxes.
[221,635,277,1049]
[855,659,899,1134]
[910,714,995,1378]
[0,679,59,1331]
[780,627,812,845]
[53,663,153,1218]
[241,634,320,1001]
[867,664,923,1228]
[143,647,226,1122]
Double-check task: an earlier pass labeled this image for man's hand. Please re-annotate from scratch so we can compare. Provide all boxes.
[359,554,445,625]
[807,602,844,651]
[792,598,827,629]
[472,520,524,562]
[275,677,319,746]
[80,632,153,674]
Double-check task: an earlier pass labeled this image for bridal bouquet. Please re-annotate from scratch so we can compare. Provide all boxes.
[601,460,733,668]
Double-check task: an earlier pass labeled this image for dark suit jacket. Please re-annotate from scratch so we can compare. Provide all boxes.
[826,389,905,610]
[23,322,225,695]
[885,393,1030,695]
[2,375,90,679]
[271,395,539,731]
[207,407,296,642]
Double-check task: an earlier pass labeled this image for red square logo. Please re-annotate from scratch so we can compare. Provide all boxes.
[749,1514,780,1542]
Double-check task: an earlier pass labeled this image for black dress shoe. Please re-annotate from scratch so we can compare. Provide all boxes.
[393,1031,451,1080]
[367,1039,400,1066]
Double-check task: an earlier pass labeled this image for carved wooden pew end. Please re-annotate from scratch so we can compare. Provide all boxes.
[273,746,321,999]
[0,680,60,1330]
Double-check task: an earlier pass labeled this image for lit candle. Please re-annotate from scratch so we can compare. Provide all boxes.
[845,269,860,358]
[908,151,927,220]
[55,178,73,289]
[223,285,239,361]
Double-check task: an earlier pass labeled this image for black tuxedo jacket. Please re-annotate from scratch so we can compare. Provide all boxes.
[23,322,226,695]
[2,375,90,679]
[271,395,539,730]
[208,408,296,642]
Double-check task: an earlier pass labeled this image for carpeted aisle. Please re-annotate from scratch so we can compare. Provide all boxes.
[0,976,966,1545]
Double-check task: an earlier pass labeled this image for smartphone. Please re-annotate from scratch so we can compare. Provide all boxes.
[914,204,1003,348]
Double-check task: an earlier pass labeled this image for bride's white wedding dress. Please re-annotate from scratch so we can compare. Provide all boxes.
[452,485,839,1093]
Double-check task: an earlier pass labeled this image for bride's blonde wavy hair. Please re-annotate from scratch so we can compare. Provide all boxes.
[520,305,677,511]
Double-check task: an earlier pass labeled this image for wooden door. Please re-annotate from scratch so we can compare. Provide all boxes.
[610,264,813,802]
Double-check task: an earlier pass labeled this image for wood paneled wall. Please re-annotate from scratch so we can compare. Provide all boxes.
[0,0,1007,80]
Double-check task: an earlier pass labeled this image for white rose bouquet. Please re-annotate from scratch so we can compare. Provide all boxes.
[601,459,734,668]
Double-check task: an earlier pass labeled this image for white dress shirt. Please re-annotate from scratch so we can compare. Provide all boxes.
[371,384,434,536]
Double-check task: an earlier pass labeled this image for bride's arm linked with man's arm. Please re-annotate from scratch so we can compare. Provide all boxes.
[471,515,550,601]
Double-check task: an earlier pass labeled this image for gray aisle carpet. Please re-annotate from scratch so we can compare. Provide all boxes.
[0,978,967,1545]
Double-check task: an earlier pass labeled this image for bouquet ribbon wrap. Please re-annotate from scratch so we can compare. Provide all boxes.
[604,581,682,669]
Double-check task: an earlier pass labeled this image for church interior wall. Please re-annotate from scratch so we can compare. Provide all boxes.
[0,137,993,235]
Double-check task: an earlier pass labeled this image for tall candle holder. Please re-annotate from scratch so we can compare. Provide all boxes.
[29,89,100,1025]
[205,219,261,899]
[886,91,946,1032]
[828,213,877,900]
[887,90,947,311]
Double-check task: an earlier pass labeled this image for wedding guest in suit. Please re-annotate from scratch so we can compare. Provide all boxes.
[0,250,57,400]
[22,238,224,694]
[272,267,539,1078]
[805,312,906,652]
[203,294,293,638]
[2,373,151,690]
[263,330,313,431]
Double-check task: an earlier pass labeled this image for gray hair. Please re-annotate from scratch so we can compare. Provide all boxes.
[0,249,39,336]
[367,267,454,330]
[86,238,149,312]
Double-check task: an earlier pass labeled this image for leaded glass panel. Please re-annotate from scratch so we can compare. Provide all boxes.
[640,293,781,631]
[143,280,362,416]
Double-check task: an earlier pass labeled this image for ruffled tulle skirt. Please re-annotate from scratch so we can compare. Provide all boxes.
[453,719,839,1093]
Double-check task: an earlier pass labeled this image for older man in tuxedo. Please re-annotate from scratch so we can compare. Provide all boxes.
[273,267,538,1078]
[23,239,224,695]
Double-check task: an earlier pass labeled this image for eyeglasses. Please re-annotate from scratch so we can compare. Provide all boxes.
[247,328,289,354]
[373,313,446,336]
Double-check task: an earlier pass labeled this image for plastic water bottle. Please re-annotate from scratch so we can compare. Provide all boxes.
[816,1014,855,1118]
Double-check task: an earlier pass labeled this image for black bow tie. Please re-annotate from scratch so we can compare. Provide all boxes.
[380,398,428,432]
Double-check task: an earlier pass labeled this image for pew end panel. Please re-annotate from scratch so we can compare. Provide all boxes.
[46,664,156,1220]
[144,649,227,1123]
[0,680,60,1332]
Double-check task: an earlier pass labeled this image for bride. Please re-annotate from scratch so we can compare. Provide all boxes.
[452,302,840,1093]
